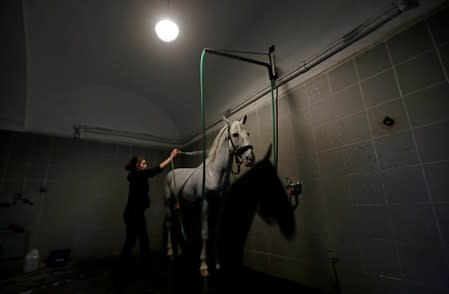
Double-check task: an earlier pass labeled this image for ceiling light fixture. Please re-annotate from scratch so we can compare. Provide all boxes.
[155,0,179,42]
[155,19,179,42]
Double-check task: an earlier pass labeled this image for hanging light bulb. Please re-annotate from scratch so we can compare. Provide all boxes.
[155,19,179,42]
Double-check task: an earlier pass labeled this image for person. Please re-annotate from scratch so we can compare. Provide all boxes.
[116,148,180,294]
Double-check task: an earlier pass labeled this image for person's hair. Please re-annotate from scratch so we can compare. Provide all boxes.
[124,155,145,171]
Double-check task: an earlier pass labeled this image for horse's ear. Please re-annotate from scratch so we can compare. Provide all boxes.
[241,114,247,125]
[264,144,272,161]
[223,116,231,126]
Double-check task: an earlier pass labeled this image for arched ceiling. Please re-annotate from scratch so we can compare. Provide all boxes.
[2,0,445,145]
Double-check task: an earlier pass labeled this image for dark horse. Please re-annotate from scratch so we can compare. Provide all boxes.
[214,144,296,292]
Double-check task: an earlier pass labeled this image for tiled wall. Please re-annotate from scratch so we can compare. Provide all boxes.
[0,131,172,268]
[236,6,449,294]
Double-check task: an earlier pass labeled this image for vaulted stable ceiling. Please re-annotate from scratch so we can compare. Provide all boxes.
[1,0,444,145]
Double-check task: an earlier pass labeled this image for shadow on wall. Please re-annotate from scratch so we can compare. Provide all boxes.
[214,144,296,292]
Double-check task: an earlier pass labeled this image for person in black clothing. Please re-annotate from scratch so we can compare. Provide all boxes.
[116,148,180,294]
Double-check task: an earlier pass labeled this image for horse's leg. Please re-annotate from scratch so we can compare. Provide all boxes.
[165,186,174,258]
[199,198,209,277]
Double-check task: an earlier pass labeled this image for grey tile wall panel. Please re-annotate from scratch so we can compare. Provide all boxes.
[338,112,371,145]
[367,99,410,137]
[242,250,269,270]
[289,100,311,124]
[391,204,441,243]
[438,43,449,75]
[2,180,23,195]
[288,85,309,109]
[328,60,358,92]
[287,87,311,126]
[295,155,319,180]
[310,97,335,126]
[342,141,378,174]
[246,231,271,253]
[397,241,449,290]
[304,75,331,105]
[277,99,296,163]
[338,271,372,294]
[321,173,350,210]
[290,90,311,124]
[318,149,345,175]
[435,204,449,247]
[277,159,301,185]
[361,69,400,107]
[333,85,364,118]
[370,278,411,294]
[414,121,449,162]
[26,159,49,182]
[425,162,449,202]
[353,206,394,239]
[356,43,392,80]
[346,173,384,204]
[29,134,52,158]
[298,184,323,228]
[4,158,26,181]
[332,238,363,273]
[0,136,11,173]
[116,145,132,162]
[314,121,340,152]
[395,51,446,95]
[358,238,400,276]
[428,7,449,45]
[387,22,434,64]
[382,166,429,204]
[375,131,419,169]
[404,82,449,127]
[292,117,315,157]
[9,133,31,161]
[256,104,273,159]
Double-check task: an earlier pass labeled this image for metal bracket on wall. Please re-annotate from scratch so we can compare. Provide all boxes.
[204,45,278,83]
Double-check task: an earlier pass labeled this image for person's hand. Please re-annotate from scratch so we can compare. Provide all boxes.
[170,148,180,159]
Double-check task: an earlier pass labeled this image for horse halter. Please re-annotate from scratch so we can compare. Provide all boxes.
[227,126,253,174]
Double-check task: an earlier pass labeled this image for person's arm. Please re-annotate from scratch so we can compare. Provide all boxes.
[159,148,181,169]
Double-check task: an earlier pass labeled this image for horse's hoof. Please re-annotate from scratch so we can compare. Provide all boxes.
[199,269,210,277]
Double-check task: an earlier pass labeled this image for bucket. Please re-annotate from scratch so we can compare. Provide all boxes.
[23,248,40,273]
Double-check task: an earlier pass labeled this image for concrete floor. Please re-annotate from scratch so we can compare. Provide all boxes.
[0,252,328,294]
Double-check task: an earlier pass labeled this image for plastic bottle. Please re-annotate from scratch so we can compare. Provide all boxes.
[23,248,40,273]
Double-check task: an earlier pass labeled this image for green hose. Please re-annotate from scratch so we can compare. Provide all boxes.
[270,80,278,169]
[200,49,207,211]
[175,49,207,243]
[177,48,278,242]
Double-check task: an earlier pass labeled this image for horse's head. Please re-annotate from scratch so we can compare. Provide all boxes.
[224,114,255,167]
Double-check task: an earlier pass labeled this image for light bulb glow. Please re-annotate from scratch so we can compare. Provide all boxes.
[155,19,179,42]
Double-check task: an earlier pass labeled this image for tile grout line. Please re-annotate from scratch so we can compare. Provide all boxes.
[386,32,448,272]
[353,45,404,278]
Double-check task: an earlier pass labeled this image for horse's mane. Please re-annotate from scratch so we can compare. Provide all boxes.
[207,125,228,163]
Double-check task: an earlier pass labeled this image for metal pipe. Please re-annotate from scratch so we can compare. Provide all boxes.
[74,124,181,145]
[185,2,407,144]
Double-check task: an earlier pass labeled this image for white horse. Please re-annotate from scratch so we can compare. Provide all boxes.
[164,115,255,277]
